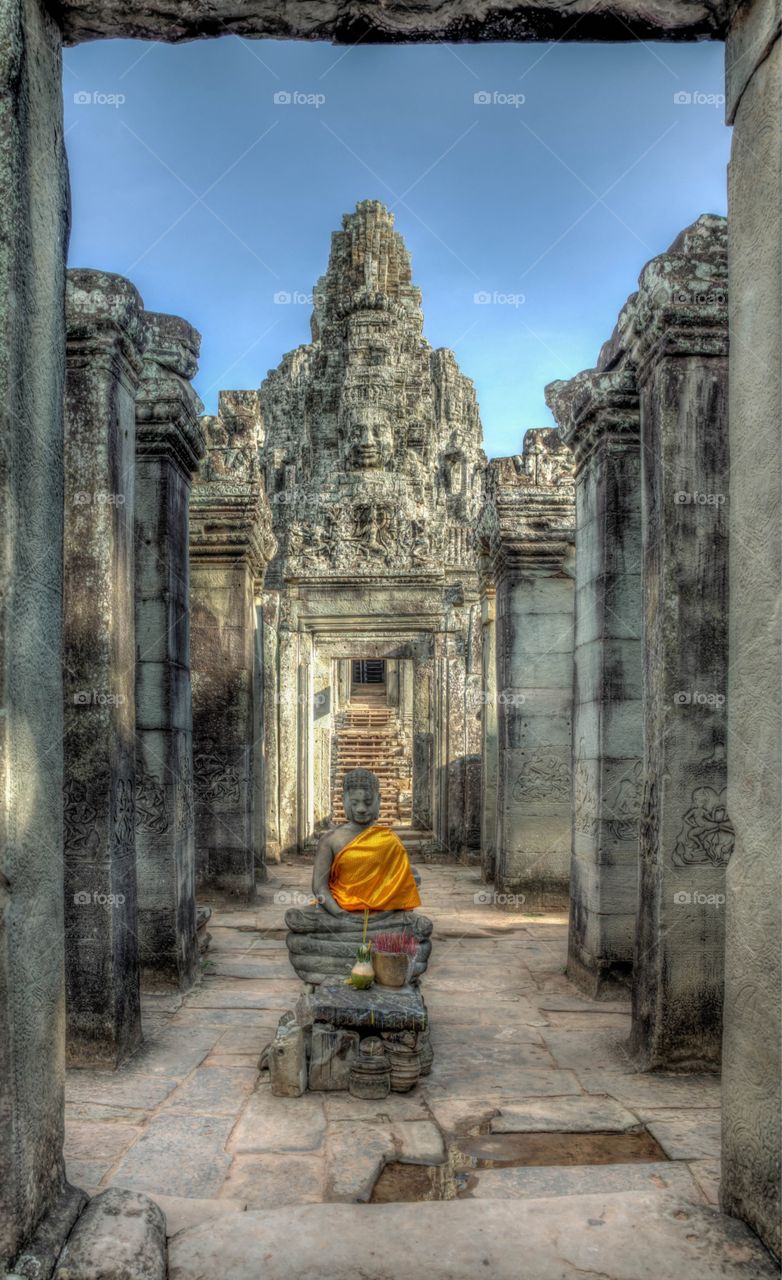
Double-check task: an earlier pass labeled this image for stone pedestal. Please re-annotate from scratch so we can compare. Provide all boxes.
[546,369,642,997]
[479,433,576,905]
[134,312,204,989]
[190,392,275,898]
[721,8,782,1256]
[628,217,731,1070]
[63,269,145,1067]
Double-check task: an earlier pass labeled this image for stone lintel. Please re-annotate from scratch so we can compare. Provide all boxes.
[65,268,146,390]
[190,494,275,577]
[491,491,575,576]
[546,368,640,475]
[58,0,729,48]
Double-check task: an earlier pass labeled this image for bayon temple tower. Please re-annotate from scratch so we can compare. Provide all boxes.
[193,200,490,874]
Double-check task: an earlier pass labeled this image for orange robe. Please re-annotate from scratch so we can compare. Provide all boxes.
[329,825,421,912]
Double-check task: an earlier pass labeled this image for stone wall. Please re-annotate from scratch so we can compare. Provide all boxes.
[478,430,576,905]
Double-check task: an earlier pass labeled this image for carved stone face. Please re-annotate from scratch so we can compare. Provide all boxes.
[340,410,393,470]
[343,785,380,826]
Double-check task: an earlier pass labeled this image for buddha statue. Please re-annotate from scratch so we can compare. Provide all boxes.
[284,768,432,986]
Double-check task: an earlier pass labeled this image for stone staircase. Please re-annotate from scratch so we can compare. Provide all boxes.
[332,703,412,825]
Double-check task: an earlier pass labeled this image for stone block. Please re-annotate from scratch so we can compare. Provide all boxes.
[53,1188,166,1280]
[268,1015,307,1097]
[308,1026,360,1091]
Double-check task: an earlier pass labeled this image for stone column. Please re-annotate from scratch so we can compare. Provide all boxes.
[277,610,300,855]
[628,216,731,1070]
[134,312,204,990]
[480,434,576,906]
[412,643,435,831]
[479,582,499,882]
[721,7,781,1256]
[63,270,145,1067]
[546,368,643,997]
[261,591,281,863]
[190,393,275,897]
[0,0,77,1266]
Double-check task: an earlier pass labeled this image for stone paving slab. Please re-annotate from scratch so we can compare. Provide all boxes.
[219,1154,325,1208]
[66,1072,180,1110]
[151,1194,247,1237]
[168,1194,779,1280]
[120,1028,219,1078]
[461,1161,706,1201]
[110,1113,236,1198]
[227,1085,326,1154]
[489,1094,641,1133]
[324,1122,396,1202]
[163,1066,259,1117]
[576,1070,722,1109]
[644,1113,722,1160]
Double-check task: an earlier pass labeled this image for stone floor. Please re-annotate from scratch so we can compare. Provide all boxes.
[64,863,776,1278]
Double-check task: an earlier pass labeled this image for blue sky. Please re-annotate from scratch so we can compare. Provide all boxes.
[63,37,729,458]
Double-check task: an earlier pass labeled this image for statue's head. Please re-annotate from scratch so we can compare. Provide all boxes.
[342,768,381,826]
[339,409,393,471]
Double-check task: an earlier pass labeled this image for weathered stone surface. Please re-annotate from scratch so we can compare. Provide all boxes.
[109,1113,235,1198]
[135,311,204,991]
[325,1122,395,1201]
[167,1195,780,1280]
[0,4,71,1266]
[57,0,728,47]
[546,368,642,998]
[189,390,275,898]
[464,1163,704,1202]
[489,1095,640,1134]
[311,978,428,1032]
[624,216,730,1071]
[219,1154,325,1208]
[721,7,782,1258]
[228,1085,326,1154]
[53,1188,166,1280]
[308,1025,360,1091]
[63,268,146,1069]
[268,1013,307,1096]
[476,431,575,904]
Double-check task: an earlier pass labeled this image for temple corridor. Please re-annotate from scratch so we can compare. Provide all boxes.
[58,862,772,1278]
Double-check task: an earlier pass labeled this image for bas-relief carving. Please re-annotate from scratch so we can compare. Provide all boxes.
[193,739,241,805]
[512,748,571,802]
[63,780,101,857]
[672,785,735,867]
[135,769,169,834]
[604,760,643,841]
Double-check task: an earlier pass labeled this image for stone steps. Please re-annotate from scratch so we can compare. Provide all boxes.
[167,1193,779,1280]
[332,702,411,824]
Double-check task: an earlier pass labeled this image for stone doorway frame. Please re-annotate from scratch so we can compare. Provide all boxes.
[1,0,779,1268]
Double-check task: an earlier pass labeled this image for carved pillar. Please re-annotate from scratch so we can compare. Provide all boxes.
[189,392,275,897]
[722,8,781,1255]
[412,642,434,831]
[629,216,730,1069]
[63,269,145,1066]
[134,312,204,989]
[261,591,281,862]
[0,2,76,1263]
[480,433,576,906]
[479,582,499,882]
[546,368,642,997]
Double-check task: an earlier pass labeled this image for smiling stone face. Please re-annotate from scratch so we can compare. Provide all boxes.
[342,769,381,825]
[339,409,394,471]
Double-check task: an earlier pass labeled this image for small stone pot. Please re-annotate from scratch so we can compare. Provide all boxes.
[386,1044,421,1093]
[372,950,410,988]
[349,1052,391,1099]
